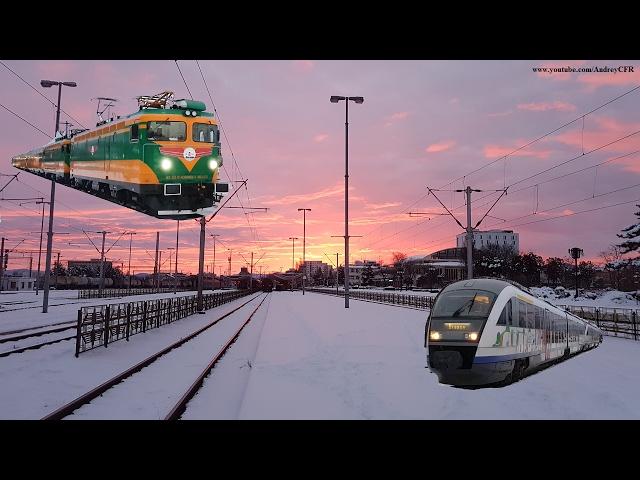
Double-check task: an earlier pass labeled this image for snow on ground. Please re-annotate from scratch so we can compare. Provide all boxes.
[530,286,640,309]
[2,290,640,419]
[235,292,640,419]
[0,289,219,334]
[0,292,261,419]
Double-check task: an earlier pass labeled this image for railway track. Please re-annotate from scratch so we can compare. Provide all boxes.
[0,323,79,358]
[42,292,269,420]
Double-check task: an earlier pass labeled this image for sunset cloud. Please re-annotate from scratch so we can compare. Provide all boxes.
[261,182,345,206]
[385,111,410,127]
[517,101,576,112]
[483,140,553,159]
[425,140,456,153]
[314,133,329,143]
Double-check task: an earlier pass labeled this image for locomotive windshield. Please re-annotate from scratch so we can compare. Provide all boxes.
[431,289,497,319]
[193,123,219,143]
[147,121,186,141]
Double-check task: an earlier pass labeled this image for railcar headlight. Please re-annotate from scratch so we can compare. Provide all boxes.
[161,158,172,171]
[208,159,219,170]
[466,332,479,341]
[430,331,441,341]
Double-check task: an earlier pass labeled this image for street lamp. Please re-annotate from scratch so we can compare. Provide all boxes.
[288,237,298,272]
[298,208,311,295]
[330,95,364,308]
[40,79,77,313]
[569,247,583,299]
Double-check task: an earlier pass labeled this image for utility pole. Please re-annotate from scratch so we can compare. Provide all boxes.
[298,208,311,295]
[127,232,136,291]
[35,200,46,295]
[288,237,298,272]
[197,216,206,312]
[0,237,4,291]
[250,251,254,290]
[98,231,107,294]
[210,234,220,288]
[174,220,179,294]
[154,232,159,293]
[228,249,232,277]
[54,252,61,289]
[428,186,507,280]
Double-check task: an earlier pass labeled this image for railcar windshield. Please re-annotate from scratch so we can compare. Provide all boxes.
[431,289,497,319]
[193,123,219,143]
[147,121,186,141]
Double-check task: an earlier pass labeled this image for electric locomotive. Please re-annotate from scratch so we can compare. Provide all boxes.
[11,91,228,220]
[425,278,603,387]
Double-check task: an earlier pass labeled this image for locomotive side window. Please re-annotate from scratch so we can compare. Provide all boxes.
[193,123,219,143]
[147,121,186,141]
[130,124,139,142]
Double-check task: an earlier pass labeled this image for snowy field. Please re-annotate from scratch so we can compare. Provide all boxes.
[2,290,639,419]
[0,289,219,334]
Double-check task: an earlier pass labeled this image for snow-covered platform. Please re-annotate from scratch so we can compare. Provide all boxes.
[235,292,640,419]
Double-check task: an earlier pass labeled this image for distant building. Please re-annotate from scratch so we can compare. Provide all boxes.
[348,260,381,285]
[300,260,331,281]
[456,230,519,252]
[1,274,36,291]
[402,248,465,285]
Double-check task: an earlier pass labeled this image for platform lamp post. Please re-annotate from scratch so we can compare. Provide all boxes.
[40,79,76,313]
[330,95,364,308]
[298,208,311,295]
[569,247,583,299]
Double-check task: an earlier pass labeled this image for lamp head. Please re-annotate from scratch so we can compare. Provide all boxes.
[330,96,344,103]
[62,82,77,87]
[40,80,57,88]
[350,96,364,104]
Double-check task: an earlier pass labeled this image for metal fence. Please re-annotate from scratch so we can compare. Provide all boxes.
[308,288,434,310]
[78,288,185,299]
[557,304,638,341]
[75,289,257,356]
[310,289,639,341]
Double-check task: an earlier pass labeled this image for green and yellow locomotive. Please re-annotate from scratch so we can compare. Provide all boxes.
[11,91,228,220]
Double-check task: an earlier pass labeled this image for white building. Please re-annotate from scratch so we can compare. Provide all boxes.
[1,275,36,291]
[300,260,331,281]
[348,260,380,286]
[456,230,519,252]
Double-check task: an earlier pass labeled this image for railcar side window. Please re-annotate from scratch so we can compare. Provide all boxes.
[147,121,186,141]
[193,123,219,143]
[497,299,512,326]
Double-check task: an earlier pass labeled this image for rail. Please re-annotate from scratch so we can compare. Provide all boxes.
[78,288,186,299]
[308,287,434,310]
[75,289,258,356]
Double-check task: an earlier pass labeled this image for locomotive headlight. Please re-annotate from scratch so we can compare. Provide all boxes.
[185,110,191,116]
[466,332,479,341]
[430,331,441,341]
[208,159,219,170]
[161,158,172,171]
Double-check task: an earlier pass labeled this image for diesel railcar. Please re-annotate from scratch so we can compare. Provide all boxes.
[11,92,228,220]
[425,278,603,387]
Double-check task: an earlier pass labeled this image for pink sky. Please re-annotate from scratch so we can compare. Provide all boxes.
[1,60,639,274]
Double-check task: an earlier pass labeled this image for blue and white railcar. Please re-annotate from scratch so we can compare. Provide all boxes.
[425,278,603,387]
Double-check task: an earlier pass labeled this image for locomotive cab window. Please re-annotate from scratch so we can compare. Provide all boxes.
[147,121,186,141]
[192,123,219,143]
[497,299,512,326]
